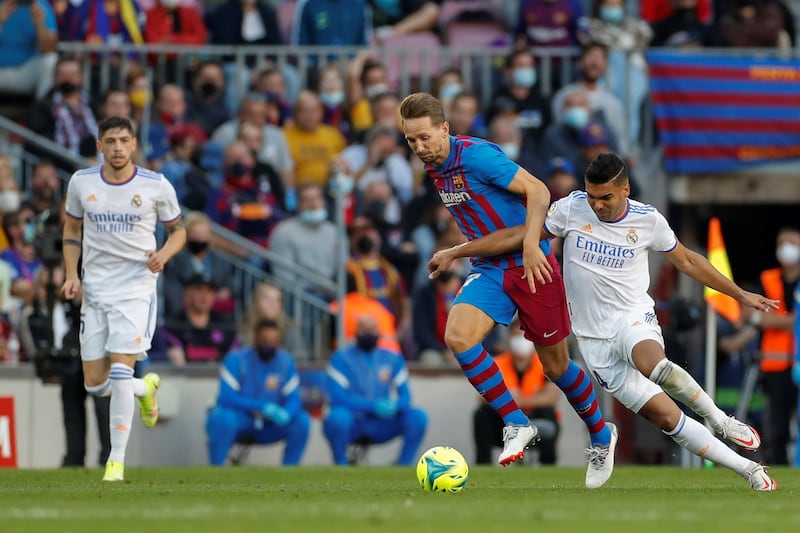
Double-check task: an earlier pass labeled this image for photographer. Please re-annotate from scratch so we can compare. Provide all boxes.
[19,264,111,467]
[18,217,112,466]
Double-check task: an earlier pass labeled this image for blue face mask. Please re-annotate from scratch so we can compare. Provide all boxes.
[600,6,625,23]
[439,83,463,101]
[512,67,537,88]
[563,106,590,130]
[23,221,37,245]
[299,207,328,225]
[320,91,345,108]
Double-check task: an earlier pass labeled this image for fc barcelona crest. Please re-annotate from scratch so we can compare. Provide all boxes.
[452,174,465,190]
[265,375,280,391]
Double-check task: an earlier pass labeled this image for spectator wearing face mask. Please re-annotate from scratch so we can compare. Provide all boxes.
[473,318,560,465]
[162,211,237,318]
[29,56,98,160]
[551,42,629,159]
[0,155,21,251]
[346,51,392,137]
[540,89,618,178]
[206,141,285,248]
[346,216,411,342]
[317,64,351,140]
[323,314,427,465]
[206,318,311,466]
[187,60,230,134]
[580,0,652,150]
[268,183,341,293]
[0,207,42,306]
[753,227,800,465]
[488,48,551,163]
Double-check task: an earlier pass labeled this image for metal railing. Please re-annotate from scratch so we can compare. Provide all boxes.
[56,42,583,110]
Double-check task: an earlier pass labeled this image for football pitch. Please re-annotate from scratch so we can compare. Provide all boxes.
[1,466,798,532]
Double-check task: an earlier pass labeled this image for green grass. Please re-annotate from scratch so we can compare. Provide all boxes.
[1,466,798,533]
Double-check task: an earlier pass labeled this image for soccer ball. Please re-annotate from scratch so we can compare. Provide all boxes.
[416,446,469,493]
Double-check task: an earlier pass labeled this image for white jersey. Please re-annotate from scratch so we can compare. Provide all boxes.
[65,165,182,303]
[544,191,677,340]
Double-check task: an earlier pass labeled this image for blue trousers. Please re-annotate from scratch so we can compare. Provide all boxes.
[323,406,427,466]
[206,406,310,465]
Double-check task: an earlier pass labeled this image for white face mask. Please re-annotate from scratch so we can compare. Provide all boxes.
[365,84,390,99]
[508,334,535,358]
[0,190,20,213]
[160,0,181,8]
[776,242,800,265]
[500,143,520,161]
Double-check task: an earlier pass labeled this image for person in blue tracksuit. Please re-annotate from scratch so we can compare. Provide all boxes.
[324,314,427,465]
[206,319,310,465]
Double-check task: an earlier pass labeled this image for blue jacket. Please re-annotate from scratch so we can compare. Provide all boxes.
[326,344,411,414]
[215,347,302,417]
[294,0,370,45]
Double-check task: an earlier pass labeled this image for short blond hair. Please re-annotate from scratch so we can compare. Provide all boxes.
[399,92,446,126]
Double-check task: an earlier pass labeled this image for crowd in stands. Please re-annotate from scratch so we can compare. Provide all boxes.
[0,0,797,369]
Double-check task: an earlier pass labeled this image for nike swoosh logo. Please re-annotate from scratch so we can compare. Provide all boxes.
[543,330,558,338]
[733,436,756,447]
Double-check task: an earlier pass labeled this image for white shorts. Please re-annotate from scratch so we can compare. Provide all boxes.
[80,295,157,361]
[575,309,665,414]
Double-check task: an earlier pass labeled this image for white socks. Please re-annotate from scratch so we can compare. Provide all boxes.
[665,412,754,476]
[649,359,727,433]
[85,379,112,398]
[108,363,135,463]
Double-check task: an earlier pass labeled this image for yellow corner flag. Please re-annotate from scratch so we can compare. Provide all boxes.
[704,217,741,323]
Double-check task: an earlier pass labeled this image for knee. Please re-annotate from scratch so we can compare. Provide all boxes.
[648,358,672,385]
[404,408,428,432]
[206,407,238,434]
[291,411,311,435]
[324,407,353,433]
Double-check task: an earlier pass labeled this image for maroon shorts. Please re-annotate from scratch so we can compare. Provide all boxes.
[502,254,571,347]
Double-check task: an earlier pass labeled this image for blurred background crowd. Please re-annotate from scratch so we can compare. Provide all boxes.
[0,0,799,467]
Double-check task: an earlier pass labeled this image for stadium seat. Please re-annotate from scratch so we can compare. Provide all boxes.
[380,32,443,90]
[438,0,510,48]
[277,0,298,44]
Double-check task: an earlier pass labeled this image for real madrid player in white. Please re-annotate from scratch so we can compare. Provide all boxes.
[62,116,186,481]
[430,152,779,491]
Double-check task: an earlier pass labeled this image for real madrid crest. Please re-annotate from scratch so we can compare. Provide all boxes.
[131,194,142,207]
[265,374,280,391]
[626,229,638,244]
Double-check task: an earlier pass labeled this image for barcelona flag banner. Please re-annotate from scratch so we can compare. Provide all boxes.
[648,51,800,174]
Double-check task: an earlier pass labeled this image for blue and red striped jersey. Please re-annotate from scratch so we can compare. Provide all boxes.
[426,135,550,269]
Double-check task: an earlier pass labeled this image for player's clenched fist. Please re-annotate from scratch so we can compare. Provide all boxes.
[61,277,81,300]
[145,250,167,273]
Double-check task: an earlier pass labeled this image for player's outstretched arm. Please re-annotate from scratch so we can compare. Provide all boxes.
[505,168,553,292]
[664,242,779,313]
[428,225,526,279]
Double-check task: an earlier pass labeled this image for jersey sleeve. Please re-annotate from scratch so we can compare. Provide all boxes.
[64,175,83,219]
[544,195,571,238]
[157,176,183,223]
[651,210,678,252]
[467,142,520,189]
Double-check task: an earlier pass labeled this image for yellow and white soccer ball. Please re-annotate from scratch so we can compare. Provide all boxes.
[416,446,469,493]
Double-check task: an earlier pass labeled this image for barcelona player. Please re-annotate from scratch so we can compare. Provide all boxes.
[400,92,616,488]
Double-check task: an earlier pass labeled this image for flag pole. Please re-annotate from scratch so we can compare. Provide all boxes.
[702,304,718,469]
